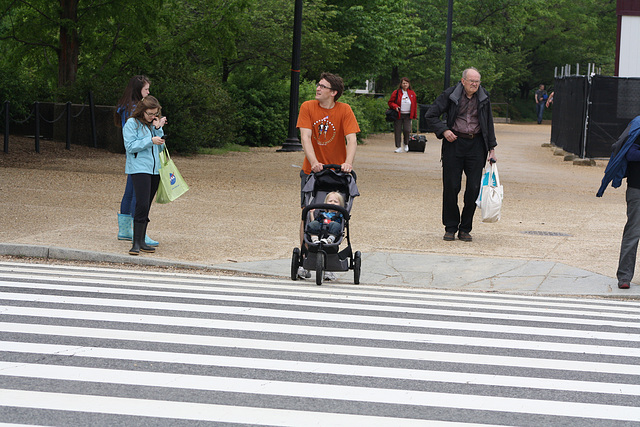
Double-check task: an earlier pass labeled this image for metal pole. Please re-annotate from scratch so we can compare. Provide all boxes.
[278,0,304,152]
[3,101,8,153]
[444,0,453,90]
[89,91,97,148]
[34,102,40,153]
[66,101,71,150]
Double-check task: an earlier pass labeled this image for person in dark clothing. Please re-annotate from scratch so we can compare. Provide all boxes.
[617,135,640,289]
[534,84,547,124]
[425,67,498,242]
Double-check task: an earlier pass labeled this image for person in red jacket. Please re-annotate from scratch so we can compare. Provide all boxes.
[388,77,418,153]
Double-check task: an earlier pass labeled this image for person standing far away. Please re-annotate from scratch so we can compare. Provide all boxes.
[535,84,548,124]
[114,75,160,247]
[295,72,360,279]
[424,67,498,243]
[388,77,418,153]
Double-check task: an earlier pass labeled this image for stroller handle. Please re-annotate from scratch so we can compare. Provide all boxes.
[301,203,350,221]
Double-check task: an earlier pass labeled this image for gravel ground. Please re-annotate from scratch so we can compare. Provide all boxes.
[0,124,626,279]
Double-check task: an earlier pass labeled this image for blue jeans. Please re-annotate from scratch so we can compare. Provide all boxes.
[120,175,137,216]
[536,102,545,123]
[306,220,341,237]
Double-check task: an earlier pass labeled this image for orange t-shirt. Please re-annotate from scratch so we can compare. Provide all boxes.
[296,100,360,174]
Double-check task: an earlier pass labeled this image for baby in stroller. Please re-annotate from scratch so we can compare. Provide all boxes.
[306,191,345,245]
[291,165,361,285]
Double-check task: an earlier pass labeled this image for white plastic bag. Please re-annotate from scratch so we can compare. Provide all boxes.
[475,162,503,223]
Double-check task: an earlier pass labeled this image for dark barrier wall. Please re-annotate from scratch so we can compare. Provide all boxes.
[586,76,640,158]
[6,103,124,153]
[549,76,587,157]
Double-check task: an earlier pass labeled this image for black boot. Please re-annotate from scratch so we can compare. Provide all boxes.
[139,222,155,253]
[129,221,142,256]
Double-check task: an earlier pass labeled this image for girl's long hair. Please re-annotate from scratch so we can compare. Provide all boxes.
[114,75,150,127]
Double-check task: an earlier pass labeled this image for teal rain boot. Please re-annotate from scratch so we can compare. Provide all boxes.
[117,213,133,241]
[145,233,159,247]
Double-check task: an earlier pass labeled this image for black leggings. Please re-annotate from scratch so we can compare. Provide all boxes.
[130,173,160,223]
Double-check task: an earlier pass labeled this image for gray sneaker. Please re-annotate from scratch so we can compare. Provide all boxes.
[324,271,336,281]
[297,266,310,279]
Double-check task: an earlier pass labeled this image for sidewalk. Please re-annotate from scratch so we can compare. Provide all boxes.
[1,124,638,298]
[1,243,636,297]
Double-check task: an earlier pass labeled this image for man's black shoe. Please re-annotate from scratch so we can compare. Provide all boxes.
[458,231,472,242]
[443,232,455,241]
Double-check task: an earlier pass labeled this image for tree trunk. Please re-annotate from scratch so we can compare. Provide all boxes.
[58,0,80,87]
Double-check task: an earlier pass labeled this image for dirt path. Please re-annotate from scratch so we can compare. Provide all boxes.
[0,124,626,279]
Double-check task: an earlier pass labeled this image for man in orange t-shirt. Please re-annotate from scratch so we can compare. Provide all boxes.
[297,72,360,202]
[295,73,360,278]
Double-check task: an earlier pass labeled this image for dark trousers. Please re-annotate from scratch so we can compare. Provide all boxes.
[130,173,160,223]
[441,135,486,234]
[536,102,545,123]
[617,186,640,283]
[394,113,411,147]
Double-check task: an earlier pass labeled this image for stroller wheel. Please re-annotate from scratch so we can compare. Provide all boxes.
[354,251,361,284]
[291,248,301,281]
[315,252,324,286]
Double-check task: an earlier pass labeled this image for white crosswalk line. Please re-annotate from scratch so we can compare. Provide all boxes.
[1,261,639,425]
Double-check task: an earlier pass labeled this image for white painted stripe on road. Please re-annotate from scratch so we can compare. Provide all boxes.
[1,324,638,375]
[2,296,639,352]
[1,279,639,328]
[0,388,433,426]
[2,342,638,395]
[3,264,640,314]
[1,364,639,422]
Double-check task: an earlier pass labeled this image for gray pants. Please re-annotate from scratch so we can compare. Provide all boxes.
[394,114,411,148]
[617,186,640,283]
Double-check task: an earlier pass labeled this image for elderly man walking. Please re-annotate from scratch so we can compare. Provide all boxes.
[425,67,498,242]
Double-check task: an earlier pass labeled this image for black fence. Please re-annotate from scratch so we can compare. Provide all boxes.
[0,93,123,154]
[550,75,640,158]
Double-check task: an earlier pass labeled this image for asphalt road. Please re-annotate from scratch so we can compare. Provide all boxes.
[1,261,639,425]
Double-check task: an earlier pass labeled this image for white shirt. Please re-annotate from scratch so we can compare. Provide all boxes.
[400,90,412,114]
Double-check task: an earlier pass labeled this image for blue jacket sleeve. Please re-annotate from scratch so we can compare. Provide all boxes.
[123,118,153,154]
[626,143,640,162]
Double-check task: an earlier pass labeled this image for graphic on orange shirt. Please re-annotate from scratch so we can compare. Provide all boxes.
[313,115,336,146]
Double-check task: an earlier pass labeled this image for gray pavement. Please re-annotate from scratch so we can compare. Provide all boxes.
[2,243,638,298]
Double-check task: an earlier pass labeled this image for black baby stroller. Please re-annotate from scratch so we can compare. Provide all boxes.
[291,164,361,285]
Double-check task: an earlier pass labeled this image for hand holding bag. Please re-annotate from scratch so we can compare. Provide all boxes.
[385,108,397,122]
[156,147,189,204]
[475,162,503,223]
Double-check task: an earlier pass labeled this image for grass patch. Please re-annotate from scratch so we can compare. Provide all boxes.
[197,144,251,155]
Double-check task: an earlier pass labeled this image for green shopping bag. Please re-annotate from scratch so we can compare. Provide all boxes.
[156,147,189,204]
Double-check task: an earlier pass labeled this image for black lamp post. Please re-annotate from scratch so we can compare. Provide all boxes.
[444,0,453,90]
[278,0,304,152]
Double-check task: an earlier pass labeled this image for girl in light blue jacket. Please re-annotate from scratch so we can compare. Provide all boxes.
[123,95,166,255]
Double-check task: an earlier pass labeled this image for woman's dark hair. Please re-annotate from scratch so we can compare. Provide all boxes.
[114,75,151,127]
[320,72,344,101]
[131,95,162,128]
[397,77,412,91]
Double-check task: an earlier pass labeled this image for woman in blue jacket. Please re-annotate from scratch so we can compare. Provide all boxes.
[123,95,166,255]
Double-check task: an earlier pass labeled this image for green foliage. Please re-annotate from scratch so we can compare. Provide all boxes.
[227,70,292,147]
[154,71,238,153]
[0,0,619,147]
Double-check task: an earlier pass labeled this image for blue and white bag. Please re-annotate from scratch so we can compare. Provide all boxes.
[475,162,503,223]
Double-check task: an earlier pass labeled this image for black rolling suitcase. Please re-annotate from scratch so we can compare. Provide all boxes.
[408,134,427,152]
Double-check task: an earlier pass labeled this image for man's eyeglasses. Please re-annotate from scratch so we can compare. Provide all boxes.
[316,83,334,91]
[465,79,481,85]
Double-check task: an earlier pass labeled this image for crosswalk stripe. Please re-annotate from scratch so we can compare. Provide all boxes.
[2,304,639,358]
[2,263,640,314]
[1,362,639,422]
[2,279,639,327]
[2,261,639,425]
[0,389,436,426]
[1,323,638,375]
[2,342,638,395]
